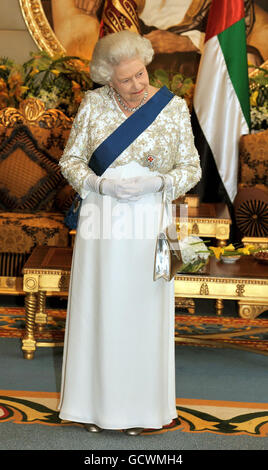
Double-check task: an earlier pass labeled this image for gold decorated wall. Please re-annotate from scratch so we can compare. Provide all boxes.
[1,1,268,73]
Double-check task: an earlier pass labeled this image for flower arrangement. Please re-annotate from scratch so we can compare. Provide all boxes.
[178,236,210,273]
[149,69,195,110]
[209,242,255,259]
[177,236,265,273]
[0,51,93,117]
[0,57,27,109]
[249,65,268,131]
[22,51,93,117]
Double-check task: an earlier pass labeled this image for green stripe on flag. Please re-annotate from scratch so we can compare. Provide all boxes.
[218,18,251,130]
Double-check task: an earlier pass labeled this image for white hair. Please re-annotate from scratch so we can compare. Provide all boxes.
[90,30,154,85]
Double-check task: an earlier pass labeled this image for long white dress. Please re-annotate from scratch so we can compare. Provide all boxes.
[58,85,201,429]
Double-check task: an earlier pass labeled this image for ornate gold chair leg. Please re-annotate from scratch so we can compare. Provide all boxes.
[188,299,195,314]
[22,292,38,360]
[175,297,195,314]
[35,291,47,332]
[216,298,224,316]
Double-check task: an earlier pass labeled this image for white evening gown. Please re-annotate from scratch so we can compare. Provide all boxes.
[58,160,177,429]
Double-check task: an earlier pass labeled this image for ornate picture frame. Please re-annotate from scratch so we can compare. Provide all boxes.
[19,0,65,56]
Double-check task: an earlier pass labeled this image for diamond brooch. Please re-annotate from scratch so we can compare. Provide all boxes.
[144,154,158,170]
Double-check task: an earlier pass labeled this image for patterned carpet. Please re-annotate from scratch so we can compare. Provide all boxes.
[1,306,268,437]
[1,306,268,352]
[1,390,268,437]
[0,306,65,341]
[175,313,268,354]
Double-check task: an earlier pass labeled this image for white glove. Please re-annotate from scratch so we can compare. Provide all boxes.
[115,175,174,199]
[125,175,163,197]
[83,174,142,200]
[100,178,143,201]
[83,173,102,194]
[84,173,173,201]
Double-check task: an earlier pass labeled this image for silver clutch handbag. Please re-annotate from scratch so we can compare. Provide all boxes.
[153,187,183,281]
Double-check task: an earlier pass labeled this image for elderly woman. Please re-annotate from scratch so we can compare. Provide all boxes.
[58,30,201,435]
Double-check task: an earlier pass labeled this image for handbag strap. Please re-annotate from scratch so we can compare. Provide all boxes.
[159,181,170,232]
[159,181,181,251]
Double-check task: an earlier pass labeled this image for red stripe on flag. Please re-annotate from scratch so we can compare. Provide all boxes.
[205,0,245,42]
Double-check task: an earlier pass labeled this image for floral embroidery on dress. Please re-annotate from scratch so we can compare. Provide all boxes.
[59,85,201,200]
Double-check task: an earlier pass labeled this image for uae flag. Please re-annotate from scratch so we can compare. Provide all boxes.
[191,0,251,209]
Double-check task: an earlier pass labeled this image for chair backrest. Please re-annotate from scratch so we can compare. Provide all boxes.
[238,129,268,191]
[0,98,75,212]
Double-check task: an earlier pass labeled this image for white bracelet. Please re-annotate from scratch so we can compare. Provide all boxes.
[158,175,166,192]
[99,178,107,195]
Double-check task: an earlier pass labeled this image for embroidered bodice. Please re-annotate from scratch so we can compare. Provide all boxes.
[59,85,201,200]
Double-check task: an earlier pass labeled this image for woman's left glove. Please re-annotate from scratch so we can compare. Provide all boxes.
[132,176,163,195]
[125,175,173,198]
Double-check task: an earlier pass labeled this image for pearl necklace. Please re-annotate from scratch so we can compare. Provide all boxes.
[114,89,148,112]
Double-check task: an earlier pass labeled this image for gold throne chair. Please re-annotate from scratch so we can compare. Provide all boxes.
[0,98,76,294]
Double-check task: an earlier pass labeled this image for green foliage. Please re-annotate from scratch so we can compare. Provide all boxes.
[149,69,195,109]
[249,66,268,130]
[0,51,93,117]
[0,57,26,108]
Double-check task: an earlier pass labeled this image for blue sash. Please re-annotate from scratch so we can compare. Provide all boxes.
[64,86,174,229]
[89,85,174,176]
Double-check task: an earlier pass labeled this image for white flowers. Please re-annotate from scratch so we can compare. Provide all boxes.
[250,106,268,131]
[179,236,210,265]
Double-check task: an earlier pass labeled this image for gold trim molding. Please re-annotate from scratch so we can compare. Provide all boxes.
[0,98,72,128]
[19,0,65,56]
[175,275,268,286]
[23,269,71,276]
